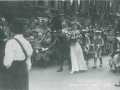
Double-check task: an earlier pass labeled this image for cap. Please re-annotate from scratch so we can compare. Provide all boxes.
[82,29,88,33]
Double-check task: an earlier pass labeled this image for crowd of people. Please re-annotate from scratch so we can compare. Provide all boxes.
[0,16,118,70]
[1,15,120,90]
[21,18,117,69]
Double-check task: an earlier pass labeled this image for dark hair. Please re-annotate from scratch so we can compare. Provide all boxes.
[45,31,52,35]
[10,19,24,34]
[72,22,80,30]
[23,33,30,38]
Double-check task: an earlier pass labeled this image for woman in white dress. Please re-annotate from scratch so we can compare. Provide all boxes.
[69,23,87,73]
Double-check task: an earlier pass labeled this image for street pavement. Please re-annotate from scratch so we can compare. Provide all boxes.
[29,56,120,90]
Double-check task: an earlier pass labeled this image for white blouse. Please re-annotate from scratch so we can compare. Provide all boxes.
[4,34,33,71]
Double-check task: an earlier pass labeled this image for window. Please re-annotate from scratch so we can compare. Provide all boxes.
[49,0,54,8]
[38,1,44,6]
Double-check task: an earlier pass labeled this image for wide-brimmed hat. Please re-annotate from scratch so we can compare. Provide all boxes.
[10,19,24,34]
[82,29,88,33]
[95,30,102,33]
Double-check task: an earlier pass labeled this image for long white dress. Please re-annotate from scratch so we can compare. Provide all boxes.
[70,39,87,72]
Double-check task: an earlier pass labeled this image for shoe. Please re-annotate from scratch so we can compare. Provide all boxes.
[70,71,74,74]
[92,66,97,68]
[57,68,63,72]
[115,84,120,87]
[99,64,102,67]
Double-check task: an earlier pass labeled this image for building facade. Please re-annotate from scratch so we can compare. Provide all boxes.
[0,0,120,25]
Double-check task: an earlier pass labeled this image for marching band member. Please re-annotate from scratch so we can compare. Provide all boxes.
[92,30,104,68]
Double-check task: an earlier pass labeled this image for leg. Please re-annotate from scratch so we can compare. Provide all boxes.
[93,57,97,68]
[42,52,48,68]
[92,52,97,68]
[66,48,71,69]
[98,50,103,67]
[67,55,71,70]
[57,51,63,72]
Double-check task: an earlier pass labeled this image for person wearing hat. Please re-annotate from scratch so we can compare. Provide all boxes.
[3,19,33,90]
[81,29,90,65]
[92,30,104,68]
[57,21,71,72]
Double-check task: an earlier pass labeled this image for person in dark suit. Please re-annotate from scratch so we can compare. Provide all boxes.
[57,21,71,72]
[0,17,8,74]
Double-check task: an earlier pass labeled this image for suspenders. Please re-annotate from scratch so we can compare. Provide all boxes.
[14,38,28,61]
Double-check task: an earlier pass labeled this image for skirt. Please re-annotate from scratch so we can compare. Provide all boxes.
[3,60,28,90]
[70,42,87,72]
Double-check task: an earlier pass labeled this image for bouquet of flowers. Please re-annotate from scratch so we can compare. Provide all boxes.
[66,30,81,45]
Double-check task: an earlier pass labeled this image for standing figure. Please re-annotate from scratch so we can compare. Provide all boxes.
[3,19,33,90]
[69,23,87,73]
[81,30,91,65]
[92,30,104,68]
[0,17,9,88]
[57,21,71,72]
[107,31,115,54]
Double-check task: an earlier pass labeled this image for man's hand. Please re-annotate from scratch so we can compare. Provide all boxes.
[42,48,48,51]
[36,50,39,53]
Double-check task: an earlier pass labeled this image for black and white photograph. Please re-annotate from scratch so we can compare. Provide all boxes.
[0,0,120,90]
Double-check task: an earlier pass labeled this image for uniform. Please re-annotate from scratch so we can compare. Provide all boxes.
[57,27,71,72]
[93,31,104,68]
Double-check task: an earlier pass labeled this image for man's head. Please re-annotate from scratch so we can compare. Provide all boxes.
[0,18,6,27]
[38,32,42,39]
[61,21,68,29]
[95,30,101,37]
[10,19,24,34]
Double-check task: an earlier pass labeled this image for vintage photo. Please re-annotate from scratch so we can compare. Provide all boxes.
[0,0,120,90]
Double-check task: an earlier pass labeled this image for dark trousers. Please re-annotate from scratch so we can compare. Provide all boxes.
[59,46,71,68]
[4,60,28,90]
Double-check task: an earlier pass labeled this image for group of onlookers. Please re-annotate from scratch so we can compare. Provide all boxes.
[20,19,117,68]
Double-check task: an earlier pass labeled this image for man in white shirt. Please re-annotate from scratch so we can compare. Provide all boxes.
[3,19,33,90]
